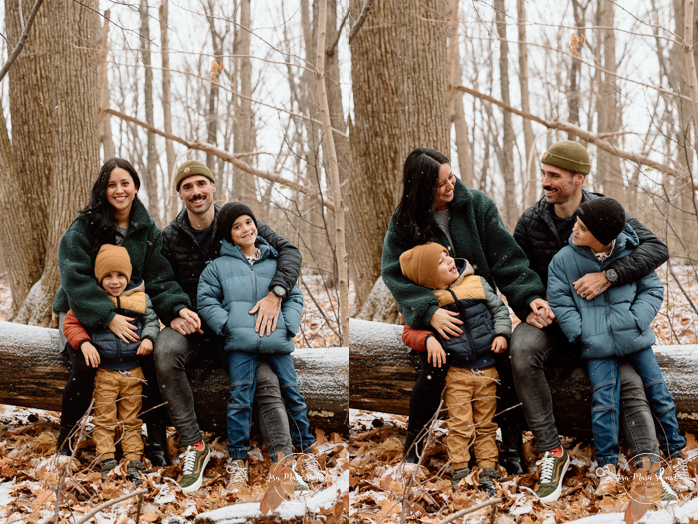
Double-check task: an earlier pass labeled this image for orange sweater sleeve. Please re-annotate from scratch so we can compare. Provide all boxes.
[402,324,433,352]
[63,310,92,351]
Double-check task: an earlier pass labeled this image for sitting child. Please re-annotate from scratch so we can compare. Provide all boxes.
[399,242,512,495]
[547,197,693,498]
[197,202,316,492]
[63,245,160,485]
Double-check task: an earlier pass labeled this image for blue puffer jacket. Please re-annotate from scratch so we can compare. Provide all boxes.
[432,259,512,369]
[197,238,304,354]
[547,224,664,360]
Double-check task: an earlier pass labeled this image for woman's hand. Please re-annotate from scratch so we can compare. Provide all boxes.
[526,298,555,329]
[81,342,101,368]
[108,314,140,343]
[137,338,153,356]
[426,336,447,368]
[491,336,508,354]
[429,308,464,340]
[179,308,203,334]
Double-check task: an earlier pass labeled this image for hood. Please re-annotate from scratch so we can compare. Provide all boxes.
[448,258,475,288]
[220,236,277,261]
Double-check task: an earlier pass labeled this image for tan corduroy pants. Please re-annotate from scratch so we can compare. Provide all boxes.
[93,367,145,462]
[444,365,499,470]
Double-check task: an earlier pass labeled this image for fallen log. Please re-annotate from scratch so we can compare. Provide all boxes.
[0,321,348,434]
[349,318,698,436]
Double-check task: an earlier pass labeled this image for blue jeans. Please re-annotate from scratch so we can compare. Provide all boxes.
[587,347,685,467]
[227,351,314,460]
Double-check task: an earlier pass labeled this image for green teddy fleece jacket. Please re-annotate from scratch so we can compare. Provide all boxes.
[52,198,191,329]
[382,179,546,327]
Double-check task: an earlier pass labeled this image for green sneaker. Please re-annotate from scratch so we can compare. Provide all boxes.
[178,442,211,493]
[535,448,570,503]
[659,467,678,505]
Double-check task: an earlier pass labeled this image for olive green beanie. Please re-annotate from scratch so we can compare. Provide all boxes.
[541,140,591,175]
[174,160,216,192]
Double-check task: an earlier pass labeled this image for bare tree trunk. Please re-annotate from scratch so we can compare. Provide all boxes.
[595,0,625,206]
[204,0,224,175]
[9,0,101,325]
[2,0,53,318]
[316,0,349,344]
[160,0,178,222]
[232,0,257,213]
[494,0,517,230]
[517,0,536,208]
[395,0,450,174]
[448,0,473,187]
[348,0,400,307]
[139,0,159,225]
[98,9,115,160]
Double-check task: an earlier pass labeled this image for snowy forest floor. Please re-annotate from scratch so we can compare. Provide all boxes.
[349,410,698,524]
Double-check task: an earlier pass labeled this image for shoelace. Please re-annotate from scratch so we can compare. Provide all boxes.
[303,455,324,481]
[659,467,678,499]
[226,462,248,484]
[673,459,692,485]
[536,452,556,484]
[292,460,309,491]
[179,446,198,475]
[596,466,619,491]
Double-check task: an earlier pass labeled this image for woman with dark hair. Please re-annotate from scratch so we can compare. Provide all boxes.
[381,147,548,474]
[52,158,199,465]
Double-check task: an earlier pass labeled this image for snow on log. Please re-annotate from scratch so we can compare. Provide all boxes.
[0,321,348,434]
[349,318,698,435]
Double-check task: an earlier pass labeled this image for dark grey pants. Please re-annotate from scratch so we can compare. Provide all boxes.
[153,327,292,458]
[510,321,660,459]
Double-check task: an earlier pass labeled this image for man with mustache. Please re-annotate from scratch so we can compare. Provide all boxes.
[510,141,670,502]
[154,160,303,493]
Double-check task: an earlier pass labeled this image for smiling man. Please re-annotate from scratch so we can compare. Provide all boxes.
[154,160,303,493]
[510,141,671,503]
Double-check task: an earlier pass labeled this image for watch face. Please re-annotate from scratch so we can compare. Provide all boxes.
[273,286,286,297]
[606,269,618,282]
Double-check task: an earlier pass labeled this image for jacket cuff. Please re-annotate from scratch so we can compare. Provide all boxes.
[77,339,92,351]
[102,311,117,329]
[422,305,440,328]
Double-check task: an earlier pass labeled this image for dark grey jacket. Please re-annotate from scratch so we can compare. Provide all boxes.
[514,190,669,289]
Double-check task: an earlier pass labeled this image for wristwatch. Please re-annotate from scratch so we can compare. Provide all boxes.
[272,286,286,299]
[605,268,618,285]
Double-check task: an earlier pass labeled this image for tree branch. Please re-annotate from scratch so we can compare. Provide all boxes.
[348,0,373,44]
[74,489,147,524]
[0,0,46,83]
[455,85,689,180]
[104,108,335,212]
[436,498,502,524]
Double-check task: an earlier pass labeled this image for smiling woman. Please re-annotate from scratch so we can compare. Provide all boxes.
[51,157,199,466]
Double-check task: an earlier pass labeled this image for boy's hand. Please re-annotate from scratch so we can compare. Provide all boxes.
[491,336,508,353]
[81,342,101,368]
[137,338,153,356]
[426,336,447,368]
[573,271,610,301]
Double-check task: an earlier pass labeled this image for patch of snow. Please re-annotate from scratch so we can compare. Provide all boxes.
[566,497,698,523]
[196,470,348,523]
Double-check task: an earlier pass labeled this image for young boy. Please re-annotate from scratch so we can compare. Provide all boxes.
[547,197,693,497]
[197,202,318,492]
[399,242,512,494]
[63,245,160,485]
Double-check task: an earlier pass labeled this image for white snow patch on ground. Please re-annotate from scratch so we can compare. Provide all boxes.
[565,498,698,523]
[0,480,15,512]
[196,469,348,523]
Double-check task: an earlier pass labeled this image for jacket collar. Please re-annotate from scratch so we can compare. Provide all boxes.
[532,188,602,244]
[126,199,156,232]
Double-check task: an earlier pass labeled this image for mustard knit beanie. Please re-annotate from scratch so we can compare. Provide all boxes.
[541,140,591,175]
[94,244,132,283]
[399,242,448,289]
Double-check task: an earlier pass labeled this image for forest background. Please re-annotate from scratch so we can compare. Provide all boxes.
[0,0,697,344]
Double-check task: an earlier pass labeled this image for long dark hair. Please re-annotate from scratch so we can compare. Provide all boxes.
[393,147,450,245]
[80,158,141,251]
